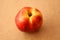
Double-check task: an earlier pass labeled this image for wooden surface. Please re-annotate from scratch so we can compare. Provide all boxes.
[0,0,60,40]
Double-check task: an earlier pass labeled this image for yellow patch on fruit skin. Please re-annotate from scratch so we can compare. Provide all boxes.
[31,8,42,16]
[29,8,42,23]
[23,9,28,17]
[29,16,32,24]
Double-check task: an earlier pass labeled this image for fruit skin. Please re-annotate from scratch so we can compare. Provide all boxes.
[15,7,43,32]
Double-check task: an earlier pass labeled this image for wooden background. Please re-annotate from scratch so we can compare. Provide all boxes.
[0,0,60,40]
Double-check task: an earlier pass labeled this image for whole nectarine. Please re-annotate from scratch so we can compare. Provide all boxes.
[15,7,43,32]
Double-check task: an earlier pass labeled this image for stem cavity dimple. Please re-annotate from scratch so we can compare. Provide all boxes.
[28,12,32,17]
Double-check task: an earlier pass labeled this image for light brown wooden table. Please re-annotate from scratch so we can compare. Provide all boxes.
[0,0,60,40]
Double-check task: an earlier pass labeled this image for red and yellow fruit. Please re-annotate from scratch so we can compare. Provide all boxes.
[15,7,43,32]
